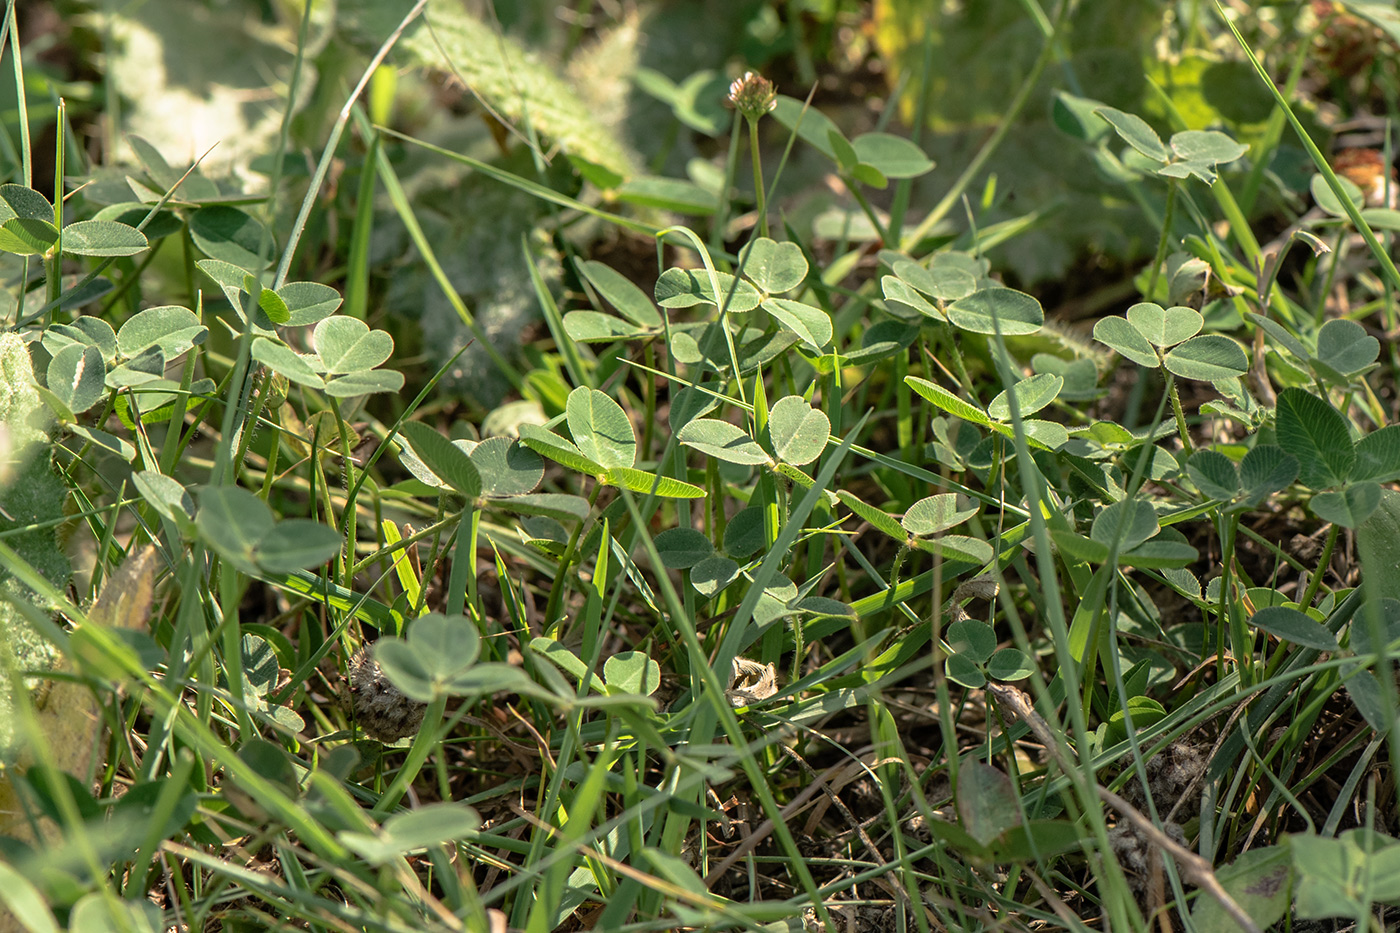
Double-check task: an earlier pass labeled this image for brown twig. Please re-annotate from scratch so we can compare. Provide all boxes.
[986,683,1262,933]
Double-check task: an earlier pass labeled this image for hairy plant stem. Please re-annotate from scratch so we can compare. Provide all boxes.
[1220,512,1253,686]
[542,482,606,634]
[371,695,448,817]
[1165,371,1192,450]
[1147,178,1179,300]
[749,116,768,240]
[1300,521,1340,609]
[847,182,890,246]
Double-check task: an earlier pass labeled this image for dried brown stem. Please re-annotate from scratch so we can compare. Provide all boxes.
[986,683,1262,933]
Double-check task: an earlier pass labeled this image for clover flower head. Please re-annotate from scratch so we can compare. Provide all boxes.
[728,71,777,121]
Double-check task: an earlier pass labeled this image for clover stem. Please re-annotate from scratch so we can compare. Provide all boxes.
[371,694,447,817]
[542,482,606,636]
[1300,522,1340,610]
[445,501,478,618]
[712,110,743,257]
[847,182,890,247]
[1219,511,1253,687]
[1164,371,1192,451]
[748,116,769,240]
[1146,177,1178,301]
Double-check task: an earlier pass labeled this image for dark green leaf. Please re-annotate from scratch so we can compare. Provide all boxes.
[1239,444,1299,502]
[1093,315,1160,367]
[946,654,986,689]
[196,486,275,573]
[314,316,394,374]
[255,519,343,571]
[566,387,637,470]
[1163,334,1248,381]
[947,619,997,664]
[766,396,829,466]
[1052,91,1112,141]
[739,238,807,294]
[1352,425,1400,484]
[678,418,770,465]
[850,132,934,178]
[1125,302,1202,348]
[399,421,483,498]
[1251,605,1338,650]
[668,384,721,432]
[947,287,1044,336]
[654,527,714,569]
[691,555,740,597]
[987,373,1062,421]
[1312,483,1381,528]
[189,205,274,270]
[46,344,106,414]
[92,201,183,240]
[987,647,1035,681]
[843,320,918,366]
[1095,107,1170,161]
[723,508,767,559]
[901,494,978,536]
[1090,499,1159,552]
[0,184,53,222]
[654,268,762,312]
[578,260,662,327]
[61,219,148,257]
[494,493,590,522]
[468,436,543,497]
[1187,449,1240,500]
[762,298,832,351]
[1313,318,1379,382]
[1345,670,1391,732]
[1275,387,1354,489]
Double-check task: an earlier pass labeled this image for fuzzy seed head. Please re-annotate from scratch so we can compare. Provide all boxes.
[347,646,426,743]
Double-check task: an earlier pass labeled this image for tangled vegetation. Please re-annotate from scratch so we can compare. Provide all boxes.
[3,1,1400,931]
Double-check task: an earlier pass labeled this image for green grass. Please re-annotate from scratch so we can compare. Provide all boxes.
[3,1,1400,931]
